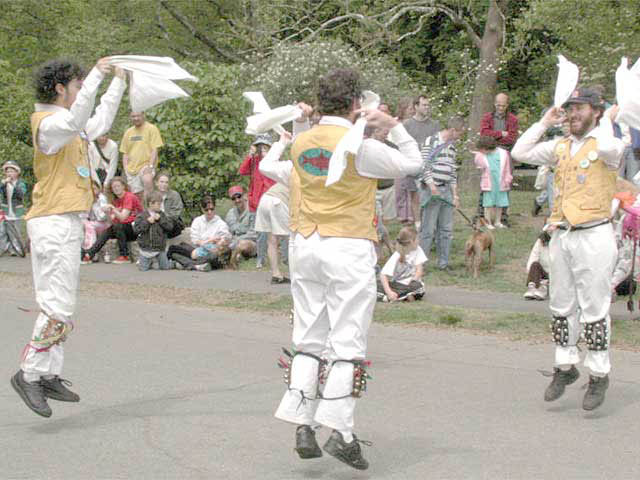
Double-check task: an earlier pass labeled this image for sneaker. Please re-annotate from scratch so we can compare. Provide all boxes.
[112,256,130,264]
[495,223,506,229]
[271,276,291,284]
[41,376,80,402]
[544,365,580,402]
[323,430,370,470]
[80,254,92,265]
[533,284,548,301]
[295,425,322,459]
[10,370,52,418]
[583,374,609,411]
[532,200,542,217]
[524,282,537,300]
[194,262,212,272]
[256,260,265,269]
[486,224,496,230]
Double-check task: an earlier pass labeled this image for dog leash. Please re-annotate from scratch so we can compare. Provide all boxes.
[431,195,474,227]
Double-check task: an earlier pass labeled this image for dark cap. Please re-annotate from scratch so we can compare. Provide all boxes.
[562,88,604,110]
[252,134,273,147]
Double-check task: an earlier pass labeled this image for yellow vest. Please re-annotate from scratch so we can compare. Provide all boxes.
[290,124,377,241]
[26,112,92,220]
[549,137,616,226]
[289,169,301,233]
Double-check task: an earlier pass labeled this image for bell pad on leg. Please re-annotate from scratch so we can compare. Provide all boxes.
[550,316,569,347]
[584,319,608,351]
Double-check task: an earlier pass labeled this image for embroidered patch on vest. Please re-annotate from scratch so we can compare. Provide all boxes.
[298,148,332,176]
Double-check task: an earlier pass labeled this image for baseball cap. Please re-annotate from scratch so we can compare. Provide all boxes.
[228,185,244,198]
[2,160,20,174]
[252,134,273,147]
[562,88,604,110]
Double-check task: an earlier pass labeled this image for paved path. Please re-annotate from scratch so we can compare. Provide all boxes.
[3,260,640,478]
[0,256,634,319]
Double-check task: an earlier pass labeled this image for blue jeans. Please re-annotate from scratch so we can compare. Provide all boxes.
[535,172,555,210]
[420,184,454,268]
[138,251,170,271]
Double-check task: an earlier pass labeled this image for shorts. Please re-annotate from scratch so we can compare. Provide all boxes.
[255,195,289,236]
[125,166,155,194]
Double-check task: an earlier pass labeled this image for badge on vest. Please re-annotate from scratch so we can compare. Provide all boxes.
[577,174,586,184]
[557,143,566,152]
[587,151,598,162]
[579,159,590,169]
[76,166,90,178]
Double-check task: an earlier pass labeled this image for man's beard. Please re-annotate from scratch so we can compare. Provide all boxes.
[569,112,596,138]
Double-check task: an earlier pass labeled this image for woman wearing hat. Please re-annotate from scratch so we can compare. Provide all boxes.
[0,160,27,255]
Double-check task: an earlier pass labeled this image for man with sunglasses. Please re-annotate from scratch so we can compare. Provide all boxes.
[225,185,257,263]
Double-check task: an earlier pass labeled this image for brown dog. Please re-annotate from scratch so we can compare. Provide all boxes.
[464,217,495,278]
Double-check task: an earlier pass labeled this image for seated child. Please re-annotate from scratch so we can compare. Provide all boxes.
[524,230,550,300]
[81,181,111,263]
[132,190,174,271]
[377,226,426,302]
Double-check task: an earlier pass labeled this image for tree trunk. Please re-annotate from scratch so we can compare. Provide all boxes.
[460,0,507,189]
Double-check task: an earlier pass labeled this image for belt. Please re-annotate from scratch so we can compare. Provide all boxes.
[557,219,610,231]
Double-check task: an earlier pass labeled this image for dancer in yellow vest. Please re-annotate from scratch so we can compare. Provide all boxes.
[11,58,126,418]
[512,88,624,411]
[274,69,422,470]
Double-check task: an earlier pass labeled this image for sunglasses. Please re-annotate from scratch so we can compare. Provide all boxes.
[231,194,242,200]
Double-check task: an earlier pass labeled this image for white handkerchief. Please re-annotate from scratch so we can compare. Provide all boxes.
[245,105,301,135]
[554,55,579,108]
[129,71,189,112]
[325,117,367,187]
[243,92,272,114]
[108,55,198,81]
[361,90,380,110]
[616,57,640,130]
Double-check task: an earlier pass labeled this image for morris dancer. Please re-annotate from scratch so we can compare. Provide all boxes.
[274,68,422,469]
[11,58,126,417]
[512,88,624,410]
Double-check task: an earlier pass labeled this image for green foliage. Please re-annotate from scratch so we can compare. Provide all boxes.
[145,62,250,220]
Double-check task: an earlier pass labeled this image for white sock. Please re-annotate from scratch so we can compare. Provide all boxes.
[23,372,41,383]
[339,429,353,443]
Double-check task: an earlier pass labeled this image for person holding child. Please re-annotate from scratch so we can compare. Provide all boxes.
[473,135,513,229]
[377,227,426,302]
[132,190,174,271]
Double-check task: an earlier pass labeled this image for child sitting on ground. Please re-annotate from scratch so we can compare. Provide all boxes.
[132,190,174,271]
[81,181,111,263]
[524,230,551,300]
[377,227,427,302]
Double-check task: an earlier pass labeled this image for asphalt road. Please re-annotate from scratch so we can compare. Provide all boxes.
[3,263,640,479]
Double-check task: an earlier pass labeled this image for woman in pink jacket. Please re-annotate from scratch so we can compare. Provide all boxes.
[473,136,513,229]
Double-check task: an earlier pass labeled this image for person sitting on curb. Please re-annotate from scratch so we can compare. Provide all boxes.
[377,226,426,302]
[225,185,258,266]
[524,230,551,300]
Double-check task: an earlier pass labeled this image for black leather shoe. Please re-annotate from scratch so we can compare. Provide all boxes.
[544,366,580,402]
[532,200,542,217]
[42,376,80,402]
[323,430,370,470]
[583,375,609,411]
[10,370,52,418]
[295,425,322,459]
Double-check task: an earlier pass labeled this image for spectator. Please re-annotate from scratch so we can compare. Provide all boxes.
[225,185,257,264]
[255,182,290,284]
[89,133,118,189]
[120,111,164,201]
[418,116,466,271]
[154,171,184,239]
[80,180,110,263]
[524,230,551,300]
[532,120,568,216]
[480,93,519,150]
[168,195,231,271]
[82,176,143,264]
[239,134,275,268]
[401,95,441,229]
[0,160,27,255]
[132,190,173,271]
[395,97,415,122]
[377,226,426,302]
[473,135,513,229]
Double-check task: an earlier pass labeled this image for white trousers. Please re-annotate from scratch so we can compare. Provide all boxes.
[275,232,376,433]
[549,223,617,376]
[21,214,83,380]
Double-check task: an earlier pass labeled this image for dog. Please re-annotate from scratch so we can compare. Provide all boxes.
[464,217,495,279]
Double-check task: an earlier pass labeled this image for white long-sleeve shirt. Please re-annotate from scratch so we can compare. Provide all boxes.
[259,116,422,185]
[35,68,127,155]
[511,117,624,169]
[190,214,231,245]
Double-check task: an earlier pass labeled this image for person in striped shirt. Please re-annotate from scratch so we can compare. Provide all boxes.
[418,116,466,270]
